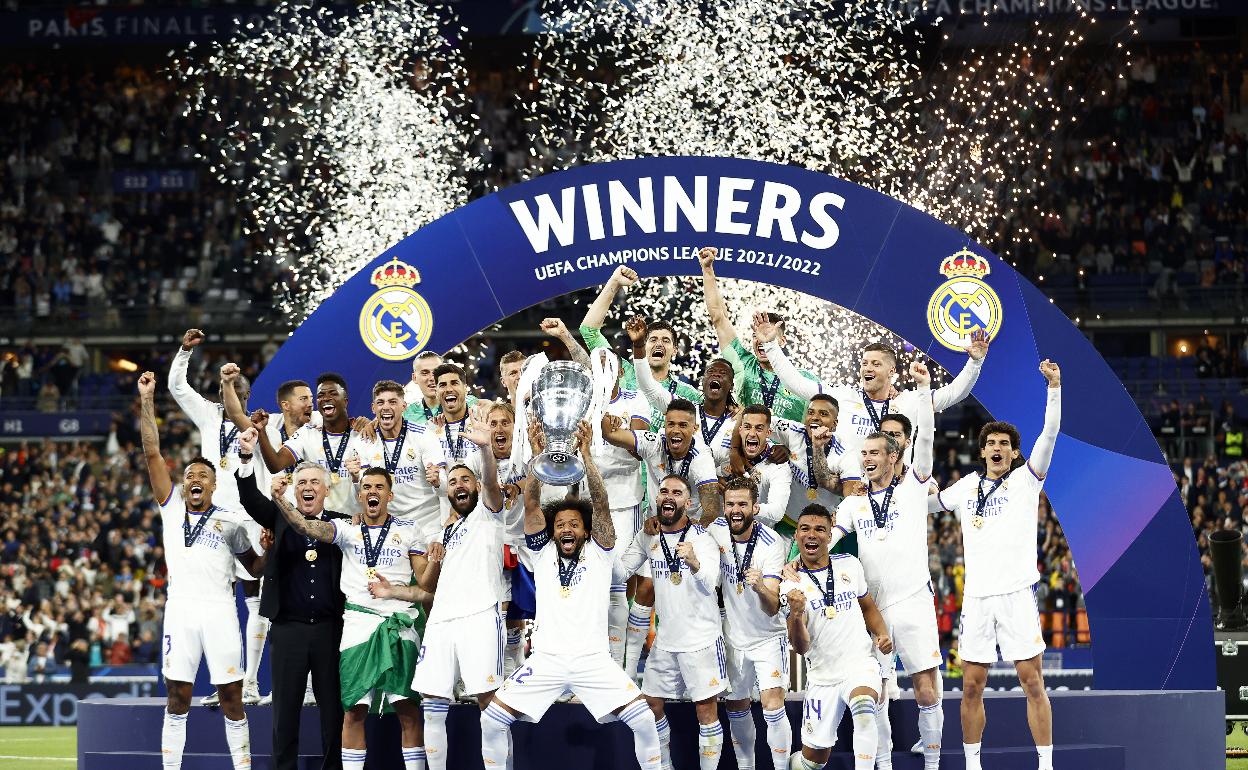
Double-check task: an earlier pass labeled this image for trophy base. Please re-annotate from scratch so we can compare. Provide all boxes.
[529,452,587,486]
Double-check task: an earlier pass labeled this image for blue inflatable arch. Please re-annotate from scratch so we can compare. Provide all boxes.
[256,156,1211,690]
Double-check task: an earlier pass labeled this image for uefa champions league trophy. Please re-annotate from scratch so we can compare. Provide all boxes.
[528,360,593,485]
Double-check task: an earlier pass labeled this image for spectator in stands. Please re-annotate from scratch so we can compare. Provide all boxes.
[109,633,132,665]
[26,640,53,683]
[67,638,90,684]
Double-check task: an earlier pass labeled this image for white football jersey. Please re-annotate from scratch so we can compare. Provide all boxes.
[619,523,722,653]
[356,421,441,535]
[168,348,246,511]
[780,554,873,686]
[420,416,488,521]
[428,499,504,623]
[631,430,719,521]
[524,533,615,657]
[939,468,1043,598]
[160,488,253,605]
[737,456,793,528]
[694,408,737,470]
[772,419,862,524]
[824,384,956,462]
[595,389,648,510]
[282,425,371,515]
[330,516,425,615]
[834,470,931,610]
[708,519,786,650]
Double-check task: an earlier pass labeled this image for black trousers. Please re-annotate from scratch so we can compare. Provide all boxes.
[270,618,344,770]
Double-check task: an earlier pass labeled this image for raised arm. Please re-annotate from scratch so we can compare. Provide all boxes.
[627,316,675,412]
[464,405,503,512]
[601,413,638,453]
[137,371,172,505]
[541,318,591,371]
[809,427,841,493]
[697,247,737,350]
[578,421,615,549]
[931,329,988,412]
[234,430,278,529]
[522,419,546,536]
[219,363,253,431]
[784,585,811,655]
[758,336,821,402]
[168,328,217,429]
[910,361,934,481]
[1029,360,1062,478]
[272,488,336,543]
[580,266,638,333]
[251,409,297,473]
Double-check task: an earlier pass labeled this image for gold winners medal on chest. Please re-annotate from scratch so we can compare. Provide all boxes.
[560,586,571,599]
[875,528,888,542]
[972,515,985,529]
[807,489,817,501]
[330,473,341,486]
[824,606,837,620]
[219,456,229,469]
[736,582,744,595]
[366,567,378,581]
[305,548,317,562]
[670,572,682,586]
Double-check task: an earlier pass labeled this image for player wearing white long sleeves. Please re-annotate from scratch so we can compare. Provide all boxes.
[727,405,793,528]
[617,476,726,770]
[929,360,1062,770]
[753,316,989,459]
[832,362,943,769]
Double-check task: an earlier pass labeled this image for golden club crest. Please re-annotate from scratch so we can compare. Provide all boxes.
[359,257,433,361]
[926,248,1003,352]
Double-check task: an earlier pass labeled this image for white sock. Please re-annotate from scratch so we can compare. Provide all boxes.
[223,715,251,770]
[655,715,673,770]
[918,703,941,769]
[763,707,790,770]
[480,702,515,769]
[1037,744,1054,770]
[161,710,187,770]
[342,748,366,770]
[624,604,653,680]
[727,708,755,770]
[875,698,892,769]
[788,753,823,770]
[698,721,724,770]
[422,699,450,770]
[504,627,524,678]
[619,700,662,770]
[403,746,426,770]
[608,584,629,666]
[964,741,982,770]
[849,695,878,770]
[243,596,268,687]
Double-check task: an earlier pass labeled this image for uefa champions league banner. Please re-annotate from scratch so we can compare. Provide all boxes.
[255,156,1211,690]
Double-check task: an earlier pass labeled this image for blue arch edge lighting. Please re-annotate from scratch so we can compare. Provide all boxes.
[255,156,1211,690]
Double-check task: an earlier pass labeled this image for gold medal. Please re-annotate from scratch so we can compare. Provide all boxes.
[366,567,378,581]
[330,473,341,486]
[305,548,317,562]
[560,586,571,598]
[807,489,817,501]
[971,515,984,529]
[736,583,744,595]
[219,457,229,469]
[670,573,682,585]
[824,607,837,619]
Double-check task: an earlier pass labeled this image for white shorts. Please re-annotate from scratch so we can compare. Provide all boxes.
[412,605,505,698]
[611,505,641,569]
[355,689,412,708]
[162,600,243,686]
[880,586,942,675]
[497,650,642,722]
[725,636,789,701]
[642,639,728,703]
[800,658,882,750]
[959,585,1045,664]
[233,519,264,580]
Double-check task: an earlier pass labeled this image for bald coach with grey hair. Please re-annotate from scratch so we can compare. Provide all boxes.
[235,428,353,770]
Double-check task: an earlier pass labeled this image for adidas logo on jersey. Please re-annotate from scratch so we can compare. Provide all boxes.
[708,677,720,687]
[771,670,781,678]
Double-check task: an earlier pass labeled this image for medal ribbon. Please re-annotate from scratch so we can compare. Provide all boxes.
[699,407,729,446]
[760,372,781,411]
[381,420,409,473]
[556,545,584,593]
[801,563,836,612]
[321,430,350,475]
[663,439,695,481]
[219,422,238,460]
[975,475,1005,520]
[442,513,469,547]
[868,484,895,532]
[658,523,691,580]
[745,445,772,470]
[278,423,296,474]
[183,505,217,548]
[802,431,832,496]
[665,378,679,397]
[861,389,890,432]
[732,525,759,587]
[445,418,466,462]
[361,516,394,572]
[422,402,434,421]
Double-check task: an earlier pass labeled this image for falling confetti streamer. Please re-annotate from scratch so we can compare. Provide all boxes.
[176,0,477,322]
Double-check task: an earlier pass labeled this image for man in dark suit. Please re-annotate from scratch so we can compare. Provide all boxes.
[236,426,351,770]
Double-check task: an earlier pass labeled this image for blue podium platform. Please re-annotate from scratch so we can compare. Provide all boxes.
[78,690,1223,769]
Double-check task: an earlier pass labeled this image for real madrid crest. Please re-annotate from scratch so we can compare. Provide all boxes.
[359,257,434,361]
[926,249,1003,352]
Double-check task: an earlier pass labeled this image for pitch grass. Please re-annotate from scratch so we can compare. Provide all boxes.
[0,726,75,768]
[4,722,1248,768]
